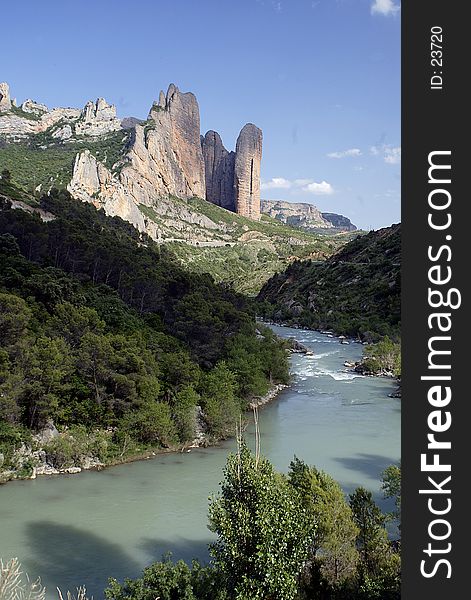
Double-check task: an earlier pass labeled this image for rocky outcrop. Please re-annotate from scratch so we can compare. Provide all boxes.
[68,149,147,229]
[0,82,12,111]
[321,212,357,231]
[202,130,236,211]
[0,82,117,139]
[67,148,221,243]
[140,83,206,199]
[2,81,264,227]
[201,123,263,218]
[68,84,208,226]
[261,200,357,232]
[51,123,73,140]
[21,99,48,116]
[234,124,262,219]
[75,98,122,136]
[261,199,332,229]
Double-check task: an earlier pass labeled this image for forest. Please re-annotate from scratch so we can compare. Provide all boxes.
[0,182,289,476]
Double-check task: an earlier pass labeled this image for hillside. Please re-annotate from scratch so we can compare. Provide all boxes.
[258,224,401,340]
[0,82,354,294]
[0,182,292,481]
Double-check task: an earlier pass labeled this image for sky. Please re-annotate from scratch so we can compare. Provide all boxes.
[2,0,400,230]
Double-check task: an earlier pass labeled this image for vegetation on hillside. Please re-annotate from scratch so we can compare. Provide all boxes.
[139,195,354,295]
[0,129,131,191]
[0,183,289,479]
[1,128,352,296]
[258,224,401,342]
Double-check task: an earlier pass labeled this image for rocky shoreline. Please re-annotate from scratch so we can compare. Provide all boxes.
[249,383,288,410]
[259,318,401,395]
[0,382,289,485]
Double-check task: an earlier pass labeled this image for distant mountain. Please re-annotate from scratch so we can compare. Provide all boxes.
[261,199,356,232]
[258,223,400,340]
[321,212,357,231]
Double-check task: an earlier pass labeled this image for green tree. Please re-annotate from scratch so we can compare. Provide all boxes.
[20,337,73,428]
[362,337,401,377]
[0,292,32,350]
[289,457,359,590]
[1,168,11,182]
[349,488,400,599]
[105,554,227,600]
[119,401,177,447]
[200,362,240,439]
[47,302,105,348]
[209,441,315,600]
[381,464,401,527]
[172,385,200,443]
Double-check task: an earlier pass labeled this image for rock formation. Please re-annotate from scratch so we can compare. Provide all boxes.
[68,85,214,238]
[113,83,206,203]
[201,124,263,219]
[234,124,262,219]
[75,98,121,136]
[2,80,264,234]
[154,83,205,199]
[261,199,357,232]
[202,130,236,211]
[0,82,118,139]
[21,99,48,116]
[0,82,12,111]
[321,212,357,231]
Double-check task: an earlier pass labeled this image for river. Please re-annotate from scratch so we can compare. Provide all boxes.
[0,325,400,598]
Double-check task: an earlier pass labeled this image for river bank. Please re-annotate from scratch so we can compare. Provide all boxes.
[0,324,400,599]
[259,317,401,390]
[0,381,288,485]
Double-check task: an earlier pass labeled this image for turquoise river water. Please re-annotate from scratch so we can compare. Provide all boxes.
[0,325,400,598]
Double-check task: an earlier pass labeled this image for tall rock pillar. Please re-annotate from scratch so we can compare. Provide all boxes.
[234,123,262,220]
[201,130,236,211]
[0,82,11,112]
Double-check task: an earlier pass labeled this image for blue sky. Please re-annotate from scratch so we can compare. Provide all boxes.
[2,0,400,229]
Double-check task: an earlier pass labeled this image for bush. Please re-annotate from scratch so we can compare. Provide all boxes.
[119,402,177,447]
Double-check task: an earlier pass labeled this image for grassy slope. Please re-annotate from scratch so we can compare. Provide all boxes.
[0,129,131,190]
[150,197,356,295]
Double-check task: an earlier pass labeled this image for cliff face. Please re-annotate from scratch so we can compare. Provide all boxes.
[261,199,357,232]
[0,85,119,140]
[321,212,357,231]
[201,123,263,219]
[141,84,206,200]
[201,130,236,211]
[68,84,207,225]
[234,124,262,219]
[1,80,263,232]
[75,98,121,136]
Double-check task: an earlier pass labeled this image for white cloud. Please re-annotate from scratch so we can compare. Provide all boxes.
[371,0,400,17]
[261,177,292,190]
[261,177,335,195]
[384,146,401,164]
[370,144,401,164]
[303,181,334,195]
[327,148,362,159]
